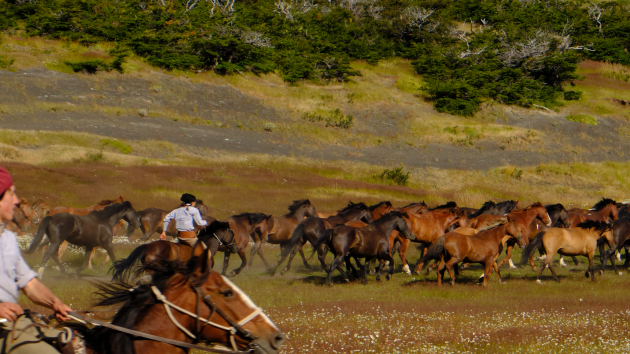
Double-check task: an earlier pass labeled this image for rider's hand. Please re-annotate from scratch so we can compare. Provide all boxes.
[52,300,72,322]
[160,232,166,240]
[0,302,23,322]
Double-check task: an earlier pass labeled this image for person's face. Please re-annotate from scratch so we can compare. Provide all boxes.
[0,186,18,222]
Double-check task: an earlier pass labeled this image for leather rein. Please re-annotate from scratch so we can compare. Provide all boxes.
[67,283,263,354]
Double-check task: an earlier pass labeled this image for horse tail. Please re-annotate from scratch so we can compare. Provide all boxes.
[313,228,334,251]
[420,236,445,270]
[279,223,307,261]
[25,216,51,254]
[520,231,545,266]
[109,244,148,282]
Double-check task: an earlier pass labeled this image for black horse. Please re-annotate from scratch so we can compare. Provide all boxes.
[601,218,630,274]
[26,201,139,277]
[272,202,374,274]
[468,200,521,219]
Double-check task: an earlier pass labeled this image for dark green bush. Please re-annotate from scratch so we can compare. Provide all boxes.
[380,166,410,186]
[564,91,582,101]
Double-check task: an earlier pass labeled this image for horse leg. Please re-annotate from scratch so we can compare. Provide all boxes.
[398,239,410,275]
[362,256,372,284]
[282,240,306,274]
[342,256,354,282]
[87,248,97,270]
[414,244,427,275]
[572,256,580,266]
[383,253,395,281]
[76,246,94,275]
[624,246,630,267]
[327,255,345,286]
[444,259,457,286]
[481,260,493,287]
[57,241,69,260]
[436,257,446,286]
[298,247,312,270]
[548,260,560,283]
[368,258,377,275]
[317,245,330,272]
[536,259,548,284]
[375,259,385,282]
[587,252,595,282]
[222,253,231,276]
[499,244,516,269]
[529,252,536,271]
[256,244,270,269]
[493,261,503,284]
[346,257,359,279]
[247,238,261,271]
[229,249,248,277]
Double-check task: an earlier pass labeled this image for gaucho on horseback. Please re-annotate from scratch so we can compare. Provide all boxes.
[0,167,83,353]
[160,193,207,246]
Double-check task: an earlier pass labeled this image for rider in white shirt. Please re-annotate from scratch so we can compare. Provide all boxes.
[160,193,207,246]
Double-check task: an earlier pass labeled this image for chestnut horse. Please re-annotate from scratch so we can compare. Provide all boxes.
[314,212,415,285]
[466,214,507,230]
[220,212,269,277]
[273,202,374,274]
[498,202,551,269]
[567,198,618,227]
[80,245,284,354]
[110,220,234,282]
[49,195,125,216]
[521,220,614,283]
[395,201,428,215]
[421,221,523,286]
[248,199,317,270]
[31,198,50,220]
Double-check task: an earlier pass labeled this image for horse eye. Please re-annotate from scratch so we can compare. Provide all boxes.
[221,289,234,297]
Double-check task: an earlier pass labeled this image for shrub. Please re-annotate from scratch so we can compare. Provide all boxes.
[0,55,15,69]
[302,109,354,129]
[563,91,582,101]
[565,115,599,126]
[100,139,132,154]
[86,151,104,162]
[380,166,410,186]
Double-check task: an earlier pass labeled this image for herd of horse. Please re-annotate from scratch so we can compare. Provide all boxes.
[13,196,630,287]
[8,195,630,353]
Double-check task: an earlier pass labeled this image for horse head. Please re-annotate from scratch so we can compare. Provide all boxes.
[18,199,39,225]
[506,221,523,243]
[12,205,31,232]
[185,247,286,353]
[530,202,552,226]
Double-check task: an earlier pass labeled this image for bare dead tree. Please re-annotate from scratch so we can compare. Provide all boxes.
[241,31,273,48]
[207,0,236,17]
[401,6,434,29]
[15,0,38,4]
[153,0,167,6]
[452,29,486,58]
[275,0,316,20]
[275,0,294,20]
[340,0,364,19]
[184,0,200,13]
[587,3,604,33]
[557,20,595,53]
[366,0,383,20]
[498,31,550,67]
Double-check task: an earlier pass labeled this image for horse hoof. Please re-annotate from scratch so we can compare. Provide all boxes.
[619,272,623,276]
[402,265,410,275]
[450,281,455,286]
[536,279,543,285]
[584,271,590,278]
[600,270,604,276]
[386,274,391,281]
[509,265,517,270]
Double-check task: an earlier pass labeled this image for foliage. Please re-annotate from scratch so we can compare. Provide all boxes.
[303,109,354,128]
[0,55,15,69]
[565,114,599,125]
[380,165,410,186]
[563,91,582,101]
[3,0,630,114]
[100,139,132,154]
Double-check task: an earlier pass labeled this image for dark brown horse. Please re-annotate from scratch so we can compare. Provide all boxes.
[25,202,140,277]
[420,221,523,286]
[314,211,415,285]
[248,199,317,270]
[521,220,614,283]
[499,202,551,269]
[467,200,521,219]
[220,212,269,277]
[273,202,374,274]
[110,220,234,282]
[80,245,285,354]
[600,218,630,274]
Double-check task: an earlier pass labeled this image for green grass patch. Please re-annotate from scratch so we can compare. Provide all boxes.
[565,114,599,125]
[302,109,354,129]
[100,138,132,154]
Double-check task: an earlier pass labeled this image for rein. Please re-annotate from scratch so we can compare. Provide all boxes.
[67,311,251,354]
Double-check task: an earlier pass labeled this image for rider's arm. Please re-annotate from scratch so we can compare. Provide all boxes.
[191,208,207,227]
[22,279,71,321]
[162,209,177,231]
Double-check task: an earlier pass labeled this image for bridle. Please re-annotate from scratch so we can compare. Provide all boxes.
[150,283,263,352]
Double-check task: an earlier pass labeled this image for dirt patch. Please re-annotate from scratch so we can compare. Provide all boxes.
[1,67,630,170]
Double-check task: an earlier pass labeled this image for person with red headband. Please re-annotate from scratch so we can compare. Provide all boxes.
[0,167,80,353]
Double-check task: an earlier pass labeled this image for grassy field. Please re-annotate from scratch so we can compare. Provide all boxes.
[2,148,629,353]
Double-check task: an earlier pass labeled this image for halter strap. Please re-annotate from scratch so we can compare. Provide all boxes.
[150,286,263,351]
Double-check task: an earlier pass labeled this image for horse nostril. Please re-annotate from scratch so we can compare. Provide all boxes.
[271,333,286,349]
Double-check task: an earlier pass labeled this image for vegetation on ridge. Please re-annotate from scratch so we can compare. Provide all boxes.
[2,0,630,116]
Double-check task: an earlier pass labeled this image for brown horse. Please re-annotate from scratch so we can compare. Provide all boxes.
[273,202,374,274]
[314,212,415,285]
[81,244,285,354]
[521,220,614,283]
[421,221,523,286]
[219,212,269,277]
[398,209,463,274]
[467,214,507,230]
[498,202,551,269]
[31,198,50,220]
[7,200,40,233]
[567,198,618,227]
[369,201,395,220]
[395,201,428,215]
[49,195,125,216]
[248,199,317,270]
[110,221,234,282]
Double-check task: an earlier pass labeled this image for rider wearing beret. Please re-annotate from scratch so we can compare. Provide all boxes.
[160,193,208,246]
[0,167,80,353]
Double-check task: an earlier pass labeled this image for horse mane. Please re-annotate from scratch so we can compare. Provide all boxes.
[431,201,457,210]
[287,199,311,214]
[368,201,392,211]
[95,196,124,206]
[591,198,617,211]
[201,220,231,236]
[400,201,426,209]
[468,201,497,218]
[375,210,408,222]
[90,201,133,217]
[476,217,508,231]
[85,258,209,354]
[576,220,610,232]
[337,202,369,216]
[545,204,566,213]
